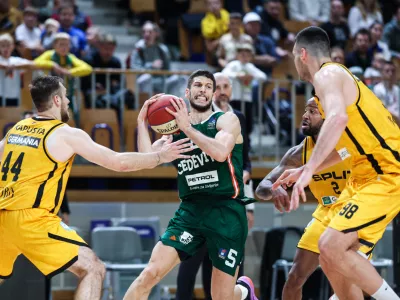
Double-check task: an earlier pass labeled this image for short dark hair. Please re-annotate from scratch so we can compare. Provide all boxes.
[295,26,331,57]
[230,12,242,20]
[59,4,74,14]
[369,21,383,30]
[264,0,280,4]
[355,28,371,40]
[30,76,63,112]
[187,70,216,92]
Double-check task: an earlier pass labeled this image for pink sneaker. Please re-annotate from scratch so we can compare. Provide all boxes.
[237,276,258,300]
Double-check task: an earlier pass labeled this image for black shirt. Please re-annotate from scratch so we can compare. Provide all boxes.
[345,50,373,72]
[320,21,350,49]
[257,9,289,42]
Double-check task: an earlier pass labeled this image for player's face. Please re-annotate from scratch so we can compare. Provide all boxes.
[302,99,323,136]
[293,44,310,81]
[59,83,70,123]
[186,76,214,113]
[214,76,232,109]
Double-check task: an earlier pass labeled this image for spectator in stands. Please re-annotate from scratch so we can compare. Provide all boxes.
[15,7,44,59]
[243,12,281,76]
[383,6,400,59]
[320,0,350,49]
[201,0,230,53]
[373,61,399,118]
[348,0,383,38]
[42,4,87,58]
[41,18,59,49]
[288,0,330,24]
[222,43,267,137]
[345,28,373,72]
[256,0,295,44]
[0,34,36,106]
[22,0,51,23]
[85,26,100,57]
[0,0,23,36]
[130,21,186,97]
[331,46,345,64]
[217,13,253,68]
[369,21,391,61]
[34,32,92,103]
[82,34,134,109]
[364,52,384,86]
[52,0,92,32]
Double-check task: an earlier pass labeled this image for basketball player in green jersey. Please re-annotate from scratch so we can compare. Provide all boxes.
[123,70,258,300]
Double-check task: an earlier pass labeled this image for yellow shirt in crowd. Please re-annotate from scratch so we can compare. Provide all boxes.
[201,9,230,40]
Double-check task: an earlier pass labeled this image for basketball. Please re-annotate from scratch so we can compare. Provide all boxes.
[147,95,180,135]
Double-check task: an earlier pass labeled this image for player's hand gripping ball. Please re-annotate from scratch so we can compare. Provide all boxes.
[147,94,181,135]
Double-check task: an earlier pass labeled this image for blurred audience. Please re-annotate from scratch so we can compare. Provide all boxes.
[201,0,230,53]
[364,52,384,86]
[41,18,59,49]
[331,46,345,64]
[373,61,399,118]
[256,0,295,44]
[383,5,400,59]
[288,0,330,24]
[0,34,35,106]
[345,28,373,71]
[129,21,186,97]
[22,0,51,23]
[320,0,350,49]
[0,0,23,35]
[84,26,100,57]
[217,13,252,68]
[348,0,382,37]
[15,6,43,59]
[369,21,391,61]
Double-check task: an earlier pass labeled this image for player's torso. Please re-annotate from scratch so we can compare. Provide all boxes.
[0,118,74,213]
[173,112,244,201]
[303,136,351,207]
[315,62,400,180]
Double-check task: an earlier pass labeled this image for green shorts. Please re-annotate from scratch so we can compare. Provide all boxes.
[161,198,248,276]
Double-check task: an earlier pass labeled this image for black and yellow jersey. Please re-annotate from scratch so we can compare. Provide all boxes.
[0,117,74,213]
[314,62,400,180]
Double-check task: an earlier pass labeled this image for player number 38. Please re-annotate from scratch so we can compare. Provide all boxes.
[339,202,359,219]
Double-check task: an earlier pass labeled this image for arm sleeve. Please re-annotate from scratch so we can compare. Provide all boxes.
[222,61,240,77]
[288,0,306,21]
[69,54,93,77]
[33,51,56,69]
[348,7,361,37]
[248,64,267,81]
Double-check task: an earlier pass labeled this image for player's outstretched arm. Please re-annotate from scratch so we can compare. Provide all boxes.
[48,126,191,172]
[256,144,303,200]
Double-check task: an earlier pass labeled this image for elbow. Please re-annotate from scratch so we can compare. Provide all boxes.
[335,113,349,128]
[255,185,272,201]
[215,153,228,162]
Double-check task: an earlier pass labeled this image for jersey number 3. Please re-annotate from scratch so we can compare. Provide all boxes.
[2,151,25,182]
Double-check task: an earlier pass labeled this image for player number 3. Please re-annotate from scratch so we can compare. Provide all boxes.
[225,249,238,268]
[339,202,359,219]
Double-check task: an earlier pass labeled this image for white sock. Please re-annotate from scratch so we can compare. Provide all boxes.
[371,280,399,300]
[237,284,248,300]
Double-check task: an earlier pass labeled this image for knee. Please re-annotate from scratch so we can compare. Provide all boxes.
[318,233,338,264]
[135,266,161,290]
[78,254,106,280]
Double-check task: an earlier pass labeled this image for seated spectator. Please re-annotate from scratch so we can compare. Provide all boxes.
[369,21,391,61]
[82,34,134,109]
[348,0,382,38]
[331,46,345,64]
[0,0,23,36]
[15,7,44,59]
[320,0,350,49]
[217,13,252,68]
[345,28,373,72]
[129,21,186,97]
[383,6,400,59]
[51,0,92,32]
[288,0,330,24]
[42,4,87,58]
[364,52,384,86]
[201,0,230,53]
[222,43,267,137]
[85,26,100,57]
[22,0,51,23]
[243,12,281,76]
[0,34,36,106]
[34,32,92,103]
[373,61,399,118]
[41,18,59,50]
[256,0,295,44]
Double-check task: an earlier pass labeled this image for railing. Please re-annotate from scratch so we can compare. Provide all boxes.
[0,68,321,166]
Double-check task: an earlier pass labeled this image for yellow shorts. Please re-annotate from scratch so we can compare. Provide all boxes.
[0,208,88,279]
[329,174,400,255]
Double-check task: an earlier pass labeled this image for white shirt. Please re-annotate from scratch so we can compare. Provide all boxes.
[377,40,391,61]
[373,82,400,117]
[348,6,383,37]
[289,0,330,23]
[15,23,42,48]
[0,56,31,99]
[222,60,267,102]
[217,33,253,62]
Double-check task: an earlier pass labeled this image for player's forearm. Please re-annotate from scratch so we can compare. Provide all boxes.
[116,151,161,172]
[255,179,273,200]
[184,126,230,162]
[315,150,342,173]
[306,114,348,173]
[137,122,153,153]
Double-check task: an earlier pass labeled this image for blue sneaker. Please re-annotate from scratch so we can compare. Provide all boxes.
[237,276,258,300]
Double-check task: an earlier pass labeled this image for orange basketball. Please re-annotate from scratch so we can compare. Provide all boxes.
[147,95,180,135]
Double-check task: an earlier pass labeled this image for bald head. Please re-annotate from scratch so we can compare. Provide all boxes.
[213,73,232,111]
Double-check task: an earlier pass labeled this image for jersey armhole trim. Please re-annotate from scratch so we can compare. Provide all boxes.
[43,123,68,164]
[303,138,308,165]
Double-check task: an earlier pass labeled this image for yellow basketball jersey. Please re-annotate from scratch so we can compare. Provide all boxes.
[303,136,351,206]
[314,62,400,180]
[0,118,75,213]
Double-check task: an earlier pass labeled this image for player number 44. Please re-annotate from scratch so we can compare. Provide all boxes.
[225,249,238,268]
